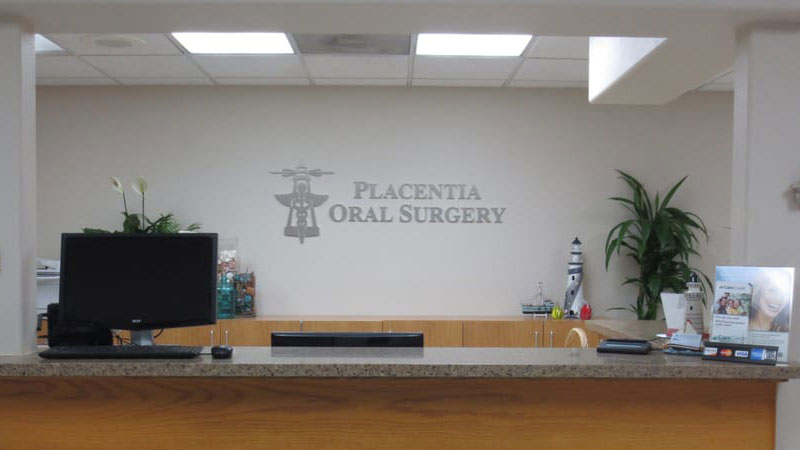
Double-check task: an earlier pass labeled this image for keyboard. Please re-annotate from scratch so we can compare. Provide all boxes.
[39,345,203,359]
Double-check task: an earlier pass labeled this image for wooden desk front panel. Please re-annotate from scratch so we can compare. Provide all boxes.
[382,320,463,347]
[301,320,383,332]
[218,319,301,346]
[543,320,601,348]
[116,324,218,346]
[0,377,775,450]
[462,320,543,347]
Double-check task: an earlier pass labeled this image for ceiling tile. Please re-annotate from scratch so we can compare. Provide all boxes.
[527,36,589,59]
[314,78,406,86]
[83,55,204,78]
[304,55,408,79]
[293,34,410,55]
[412,79,505,87]
[514,58,587,81]
[413,56,519,80]
[509,80,587,88]
[46,33,181,55]
[698,82,733,92]
[118,78,212,85]
[216,77,310,86]
[713,70,734,84]
[36,55,105,78]
[35,35,67,54]
[37,77,117,86]
[193,55,305,78]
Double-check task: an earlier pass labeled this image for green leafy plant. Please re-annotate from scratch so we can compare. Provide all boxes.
[604,170,711,320]
[83,176,201,234]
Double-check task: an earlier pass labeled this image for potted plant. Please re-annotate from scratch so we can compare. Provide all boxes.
[83,176,201,234]
[604,170,711,320]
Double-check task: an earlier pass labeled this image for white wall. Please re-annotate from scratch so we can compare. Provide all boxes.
[36,86,732,317]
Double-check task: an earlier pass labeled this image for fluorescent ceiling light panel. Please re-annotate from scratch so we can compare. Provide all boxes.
[416,33,532,57]
[172,32,293,54]
[35,34,64,53]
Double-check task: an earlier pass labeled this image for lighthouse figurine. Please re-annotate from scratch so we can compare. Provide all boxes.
[564,237,588,317]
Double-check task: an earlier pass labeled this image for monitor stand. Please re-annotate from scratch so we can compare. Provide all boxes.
[130,330,155,346]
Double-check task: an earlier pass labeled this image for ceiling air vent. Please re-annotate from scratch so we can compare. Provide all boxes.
[81,34,148,50]
[292,34,410,55]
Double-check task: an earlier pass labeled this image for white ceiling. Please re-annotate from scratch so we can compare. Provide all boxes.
[35,33,732,91]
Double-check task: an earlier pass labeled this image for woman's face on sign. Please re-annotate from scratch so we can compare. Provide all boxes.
[755,279,789,319]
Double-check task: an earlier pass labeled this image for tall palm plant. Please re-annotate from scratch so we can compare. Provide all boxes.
[605,170,711,320]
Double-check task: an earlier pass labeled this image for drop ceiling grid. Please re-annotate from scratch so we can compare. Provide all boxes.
[412,56,522,84]
[406,34,417,87]
[304,54,409,82]
[163,33,218,86]
[285,33,315,86]
[37,34,122,85]
[506,36,589,88]
[502,35,540,87]
[48,33,183,56]
[33,33,731,91]
[695,69,734,91]
[72,54,123,85]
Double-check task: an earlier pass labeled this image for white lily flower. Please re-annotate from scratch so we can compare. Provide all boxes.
[110,176,124,194]
[132,176,148,197]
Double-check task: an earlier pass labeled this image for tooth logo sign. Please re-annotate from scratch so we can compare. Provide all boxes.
[270,165,334,244]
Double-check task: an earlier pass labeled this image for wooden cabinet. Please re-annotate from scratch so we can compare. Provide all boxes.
[109,326,213,346]
[104,317,603,348]
[37,319,48,346]
[542,320,600,348]
[301,320,382,333]
[218,319,301,346]
[151,325,218,346]
[584,327,601,348]
[382,320,463,347]
[462,320,543,347]
[107,325,215,346]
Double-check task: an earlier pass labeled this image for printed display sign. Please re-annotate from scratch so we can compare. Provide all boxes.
[709,266,794,362]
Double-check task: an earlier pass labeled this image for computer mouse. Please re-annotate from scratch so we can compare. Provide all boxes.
[211,345,233,359]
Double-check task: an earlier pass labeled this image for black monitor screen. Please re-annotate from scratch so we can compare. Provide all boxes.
[59,233,218,330]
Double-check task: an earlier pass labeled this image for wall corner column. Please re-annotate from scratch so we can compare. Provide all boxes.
[0,19,37,355]
[731,25,800,450]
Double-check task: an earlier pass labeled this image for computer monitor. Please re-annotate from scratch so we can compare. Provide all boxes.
[59,233,218,345]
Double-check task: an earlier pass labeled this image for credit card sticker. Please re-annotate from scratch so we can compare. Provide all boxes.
[704,347,718,356]
[734,350,749,358]
[750,348,765,360]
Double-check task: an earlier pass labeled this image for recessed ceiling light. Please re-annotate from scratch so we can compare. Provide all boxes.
[416,33,532,57]
[34,35,64,54]
[172,32,293,54]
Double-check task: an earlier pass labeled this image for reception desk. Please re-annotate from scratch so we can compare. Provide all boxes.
[1,347,798,449]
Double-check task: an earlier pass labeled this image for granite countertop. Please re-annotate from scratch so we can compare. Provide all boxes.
[0,347,798,379]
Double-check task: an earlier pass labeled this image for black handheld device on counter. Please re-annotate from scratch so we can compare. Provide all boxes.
[597,339,652,355]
